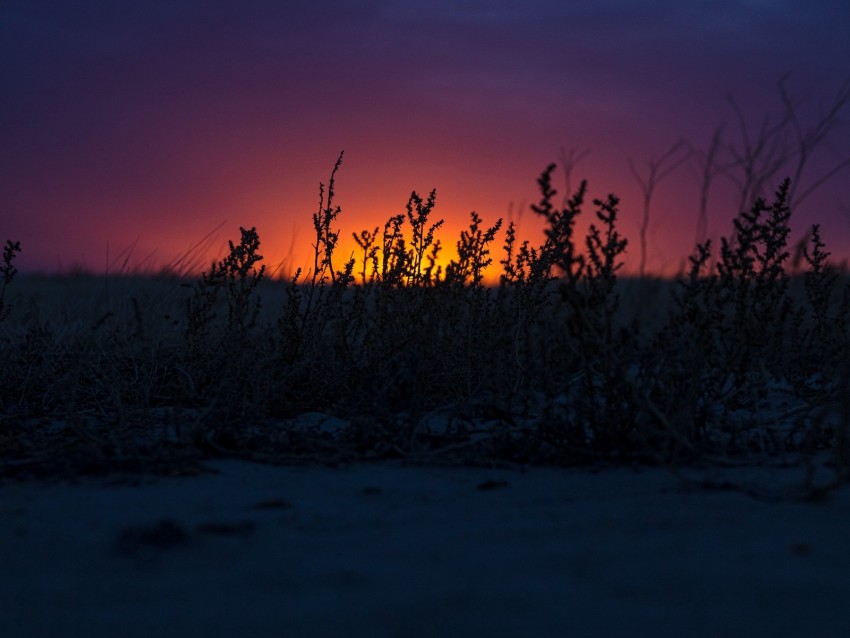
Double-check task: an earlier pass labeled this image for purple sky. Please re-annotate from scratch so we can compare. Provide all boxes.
[2,0,849,276]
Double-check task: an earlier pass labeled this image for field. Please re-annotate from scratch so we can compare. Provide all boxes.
[2,170,850,635]
[2,168,849,486]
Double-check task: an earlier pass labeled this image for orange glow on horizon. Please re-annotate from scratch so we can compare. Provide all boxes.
[22,171,799,282]
[10,144,850,282]
[5,3,850,282]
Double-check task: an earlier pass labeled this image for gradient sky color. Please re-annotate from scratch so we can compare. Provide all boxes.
[3,1,850,278]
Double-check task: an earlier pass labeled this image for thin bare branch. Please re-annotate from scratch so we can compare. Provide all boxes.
[558,146,591,206]
[628,140,692,277]
[779,74,850,207]
[693,126,725,246]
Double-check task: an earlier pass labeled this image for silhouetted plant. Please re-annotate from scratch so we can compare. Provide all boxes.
[692,126,726,247]
[380,213,408,287]
[312,151,345,286]
[691,75,850,255]
[444,211,502,286]
[531,164,585,283]
[558,146,591,207]
[716,179,794,379]
[0,239,22,323]
[185,226,265,350]
[219,226,266,335]
[353,227,380,284]
[628,140,691,277]
[405,190,443,286]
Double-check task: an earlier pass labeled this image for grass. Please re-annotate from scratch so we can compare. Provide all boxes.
[1,158,848,496]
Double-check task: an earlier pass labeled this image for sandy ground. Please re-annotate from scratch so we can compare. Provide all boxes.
[2,459,849,637]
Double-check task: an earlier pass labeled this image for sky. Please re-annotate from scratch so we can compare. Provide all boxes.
[2,0,850,278]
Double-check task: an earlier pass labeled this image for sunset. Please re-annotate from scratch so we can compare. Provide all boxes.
[3,3,850,637]
[3,1,850,277]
